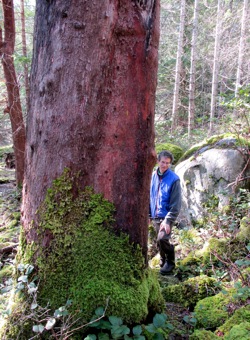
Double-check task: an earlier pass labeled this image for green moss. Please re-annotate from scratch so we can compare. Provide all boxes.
[236,216,250,242]
[178,133,248,162]
[3,169,164,338]
[177,250,202,277]
[194,292,232,329]
[12,212,21,220]
[155,143,184,164]
[0,301,36,340]
[216,304,250,335]
[180,228,203,245]
[0,265,13,281]
[7,219,19,229]
[162,275,217,308]
[0,145,13,159]
[224,322,250,340]
[199,238,228,265]
[179,252,201,267]
[242,267,250,282]
[190,329,219,339]
[198,237,246,266]
[158,273,180,287]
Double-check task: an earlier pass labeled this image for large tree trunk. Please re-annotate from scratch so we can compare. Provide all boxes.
[8,1,163,335]
[0,0,26,186]
[23,0,159,257]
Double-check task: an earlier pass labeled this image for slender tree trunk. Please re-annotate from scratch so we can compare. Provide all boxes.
[209,0,223,135]
[0,0,26,186]
[171,0,186,133]
[20,0,30,111]
[188,0,199,139]
[235,0,248,98]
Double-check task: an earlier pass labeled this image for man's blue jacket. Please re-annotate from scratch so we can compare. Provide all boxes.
[150,168,181,225]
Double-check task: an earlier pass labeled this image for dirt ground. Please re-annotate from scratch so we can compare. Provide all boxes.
[0,164,20,323]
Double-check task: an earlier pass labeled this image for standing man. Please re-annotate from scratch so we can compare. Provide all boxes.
[149,150,181,275]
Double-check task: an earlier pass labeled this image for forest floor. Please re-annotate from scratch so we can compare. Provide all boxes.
[0,162,20,321]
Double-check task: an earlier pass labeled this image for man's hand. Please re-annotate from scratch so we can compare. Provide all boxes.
[160,220,171,235]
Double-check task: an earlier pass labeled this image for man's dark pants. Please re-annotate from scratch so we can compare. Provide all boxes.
[152,219,175,267]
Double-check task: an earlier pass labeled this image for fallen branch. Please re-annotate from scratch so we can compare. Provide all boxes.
[0,243,19,254]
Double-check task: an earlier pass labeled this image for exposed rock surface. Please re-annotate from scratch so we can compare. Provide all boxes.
[175,137,250,226]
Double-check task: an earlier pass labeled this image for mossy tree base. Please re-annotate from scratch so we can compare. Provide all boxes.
[1,170,164,338]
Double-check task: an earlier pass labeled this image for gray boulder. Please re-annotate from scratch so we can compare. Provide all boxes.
[175,137,250,226]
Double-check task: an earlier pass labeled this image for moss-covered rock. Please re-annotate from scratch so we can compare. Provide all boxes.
[161,275,217,308]
[1,169,165,339]
[236,216,250,242]
[155,143,183,164]
[189,329,219,339]
[198,237,247,266]
[198,238,228,265]
[216,304,250,335]
[178,251,201,267]
[178,133,249,163]
[223,322,250,340]
[194,292,232,329]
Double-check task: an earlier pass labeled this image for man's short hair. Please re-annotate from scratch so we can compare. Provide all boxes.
[157,150,174,163]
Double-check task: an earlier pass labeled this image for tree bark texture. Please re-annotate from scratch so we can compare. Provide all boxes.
[0,0,26,186]
[22,0,159,258]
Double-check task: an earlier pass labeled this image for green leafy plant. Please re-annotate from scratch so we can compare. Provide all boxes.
[232,281,250,301]
[144,313,174,340]
[86,311,174,340]
[183,314,197,328]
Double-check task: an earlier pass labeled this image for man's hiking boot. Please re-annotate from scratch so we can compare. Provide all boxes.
[160,261,175,275]
[160,245,175,275]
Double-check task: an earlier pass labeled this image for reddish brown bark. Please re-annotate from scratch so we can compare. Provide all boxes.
[0,0,26,186]
[22,0,160,258]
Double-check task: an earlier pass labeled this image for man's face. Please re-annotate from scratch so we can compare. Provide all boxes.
[158,156,171,174]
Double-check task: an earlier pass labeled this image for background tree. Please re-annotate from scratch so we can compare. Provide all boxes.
[13,0,34,114]
[188,0,199,138]
[235,0,248,98]
[0,0,26,185]
[209,0,223,134]
[20,0,30,110]
[2,1,164,337]
[171,0,186,132]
